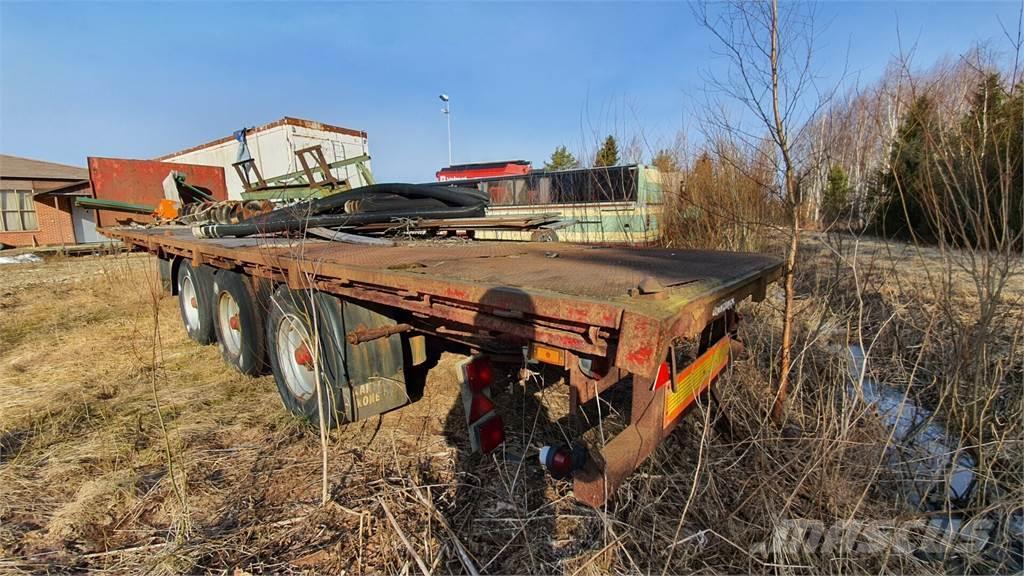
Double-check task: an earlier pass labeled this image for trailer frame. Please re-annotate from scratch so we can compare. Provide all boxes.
[103,225,781,506]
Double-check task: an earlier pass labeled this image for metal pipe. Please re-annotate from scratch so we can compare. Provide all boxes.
[75,197,155,215]
[346,323,413,345]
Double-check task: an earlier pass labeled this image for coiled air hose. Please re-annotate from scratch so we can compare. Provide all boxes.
[194,183,486,238]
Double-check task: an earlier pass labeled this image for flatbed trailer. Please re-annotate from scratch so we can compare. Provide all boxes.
[103,226,782,506]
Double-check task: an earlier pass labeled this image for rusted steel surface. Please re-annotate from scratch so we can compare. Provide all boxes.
[574,335,736,506]
[568,355,625,411]
[105,226,780,507]
[88,158,228,228]
[311,277,609,356]
[104,227,781,364]
[574,362,666,507]
[354,214,562,232]
[347,323,413,345]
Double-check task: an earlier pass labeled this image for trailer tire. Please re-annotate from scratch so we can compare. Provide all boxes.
[530,229,558,242]
[176,261,216,345]
[213,270,268,376]
[158,257,173,294]
[266,286,342,428]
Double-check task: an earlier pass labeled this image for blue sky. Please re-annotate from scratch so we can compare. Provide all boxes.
[1,1,1019,182]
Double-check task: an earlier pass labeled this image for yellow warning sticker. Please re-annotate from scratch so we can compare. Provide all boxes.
[664,337,731,427]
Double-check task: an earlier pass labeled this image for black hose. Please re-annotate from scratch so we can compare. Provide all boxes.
[239,183,487,228]
[354,197,449,212]
[314,183,487,207]
[197,182,489,238]
[195,204,485,238]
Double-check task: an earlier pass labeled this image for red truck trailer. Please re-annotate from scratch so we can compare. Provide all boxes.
[103,225,781,506]
[436,160,532,182]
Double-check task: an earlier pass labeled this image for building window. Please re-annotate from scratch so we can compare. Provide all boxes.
[0,190,38,231]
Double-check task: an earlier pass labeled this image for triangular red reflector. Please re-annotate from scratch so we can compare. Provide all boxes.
[468,392,495,423]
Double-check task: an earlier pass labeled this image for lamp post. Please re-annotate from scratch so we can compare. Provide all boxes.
[440,93,452,167]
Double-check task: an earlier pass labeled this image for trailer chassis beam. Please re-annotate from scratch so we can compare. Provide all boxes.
[311,278,612,358]
[573,334,735,507]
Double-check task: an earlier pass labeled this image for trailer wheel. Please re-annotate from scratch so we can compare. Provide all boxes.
[176,261,216,344]
[530,229,558,242]
[266,286,341,428]
[213,271,268,376]
[158,257,173,294]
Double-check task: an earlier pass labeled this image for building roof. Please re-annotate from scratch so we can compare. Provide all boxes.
[33,179,92,199]
[0,154,89,181]
[435,163,644,186]
[156,116,368,161]
[441,160,531,171]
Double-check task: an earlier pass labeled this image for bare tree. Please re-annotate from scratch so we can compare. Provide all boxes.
[695,0,834,422]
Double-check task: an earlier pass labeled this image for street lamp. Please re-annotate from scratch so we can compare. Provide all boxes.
[439,93,452,167]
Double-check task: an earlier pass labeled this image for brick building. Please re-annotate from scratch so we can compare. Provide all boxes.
[0,154,99,248]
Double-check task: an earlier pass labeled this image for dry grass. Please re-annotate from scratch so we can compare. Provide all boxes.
[0,240,1020,574]
[0,253,605,573]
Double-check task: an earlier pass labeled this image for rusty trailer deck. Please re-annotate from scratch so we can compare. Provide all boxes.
[104,225,782,505]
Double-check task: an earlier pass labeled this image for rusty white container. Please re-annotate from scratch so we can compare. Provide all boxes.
[158,116,370,200]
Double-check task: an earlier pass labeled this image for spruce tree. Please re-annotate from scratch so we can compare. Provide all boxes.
[593,136,620,167]
[543,145,579,171]
[822,165,851,221]
[872,95,939,242]
[958,73,1022,248]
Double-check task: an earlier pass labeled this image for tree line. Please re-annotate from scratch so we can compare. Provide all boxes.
[543,52,1022,253]
[542,136,681,173]
[534,1,1019,430]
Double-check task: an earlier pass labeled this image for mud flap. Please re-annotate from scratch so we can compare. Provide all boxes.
[314,293,408,422]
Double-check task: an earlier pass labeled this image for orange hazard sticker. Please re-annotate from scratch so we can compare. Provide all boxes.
[663,337,731,427]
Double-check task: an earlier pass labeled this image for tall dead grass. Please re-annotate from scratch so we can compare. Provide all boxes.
[657,138,1022,572]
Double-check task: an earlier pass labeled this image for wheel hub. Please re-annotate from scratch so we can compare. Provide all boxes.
[180,276,200,330]
[294,343,314,370]
[216,291,242,357]
[276,315,318,401]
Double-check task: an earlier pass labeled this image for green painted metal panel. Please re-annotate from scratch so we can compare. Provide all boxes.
[314,292,407,422]
[637,165,665,205]
[75,197,154,214]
